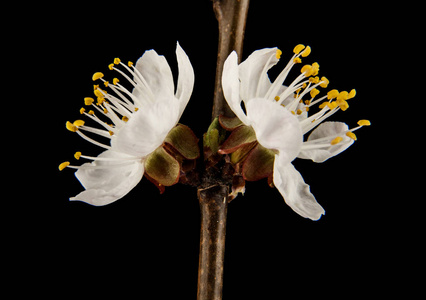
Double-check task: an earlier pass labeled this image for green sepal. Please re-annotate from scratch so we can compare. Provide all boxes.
[230,141,257,165]
[144,146,180,187]
[219,115,243,130]
[204,117,226,153]
[242,143,276,181]
[218,125,257,154]
[164,124,200,160]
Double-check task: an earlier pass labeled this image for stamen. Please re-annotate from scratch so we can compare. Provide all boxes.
[76,130,111,150]
[84,97,95,105]
[74,152,82,160]
[346,132,357,141]
[301,46,311,57]
[357,120,371,126]
[92,72,104,81]
[59,161,70,171]
[327,89,339,99]
[276,49,282,59]
[293,44,305,54]
[330,137,343,145]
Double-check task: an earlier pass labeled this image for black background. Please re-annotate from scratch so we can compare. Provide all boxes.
[10,1,416,298]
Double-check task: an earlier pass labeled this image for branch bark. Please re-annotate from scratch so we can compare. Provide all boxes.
[196,2,250,299]
[211,0,250,120]
[197,185,229,300]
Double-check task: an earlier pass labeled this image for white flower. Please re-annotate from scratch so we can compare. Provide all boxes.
[222,45,370,220]
[59,42,195,206]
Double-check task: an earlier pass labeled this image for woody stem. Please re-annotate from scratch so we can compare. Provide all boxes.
[197,185,229,300]
[211,0,250,120]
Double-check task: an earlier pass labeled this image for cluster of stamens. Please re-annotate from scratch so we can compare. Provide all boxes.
[59,58,146,171]
[272,44,370,148]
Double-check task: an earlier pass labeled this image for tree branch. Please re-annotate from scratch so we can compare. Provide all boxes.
[211,0,250,120]
[197,184,229,300]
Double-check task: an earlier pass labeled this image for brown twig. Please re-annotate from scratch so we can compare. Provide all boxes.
[211,0,250,120]
[196,1,250,299]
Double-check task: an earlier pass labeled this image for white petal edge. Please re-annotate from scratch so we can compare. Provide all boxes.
[298,121,354,163]
[70,150,144,206]
[175,42,195,120]
[273,155,325,221]
[238,47,279,100]
[134,48,174,101]
[222,51,250,125]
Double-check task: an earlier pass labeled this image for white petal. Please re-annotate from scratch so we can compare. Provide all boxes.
[111,98,180,157]
[135,49,174,100]
[222,51,250,125]
[239,47,279,100]
[70,150,144,206]
[246,98,302,165]
[298,121,354,163]
[273,155,325,220]
[175,42,195,119]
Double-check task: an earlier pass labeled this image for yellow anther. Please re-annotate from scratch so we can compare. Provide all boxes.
[304,100,311,105]
[97,97,105,105]
[331,137,343,145]
[128,61,134,67]
[320,76,329,88]
[108,63,115,70]
[113,78,120,85]
[346,132,357,141]
[348,89,356,99]
[293,44,305,54]
[357,120,371,126]
[309,76,319,84]
[310,88,320,98]
[274,96,280,101]
[337,91,349,101]
[291,111,296,115]
[94,89,104,98]
[74,152,82,160]
[276,49,282,59]
[103,108,108,114]
[104,81,109,87]
[88,110,95,115]
[134,107,139,112]
[66,121,78,132]
[114,58,121,65]
[326,101,338,110]
[122,116,129,122]
[73,120,85,127]
[296,109,303,115]
[84,97,94,105]
[327,89,339,99]
[319,102,327,109]
[109,130,114,136]
[311,62,319,76]
[93,84,99,90]
[92,72,104,81]
[301,64,313,76]
[80,107,86,114]
[293,57,302,64]
[337,99,349,111]
[59,161,70,171]
[301,46,311,57]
